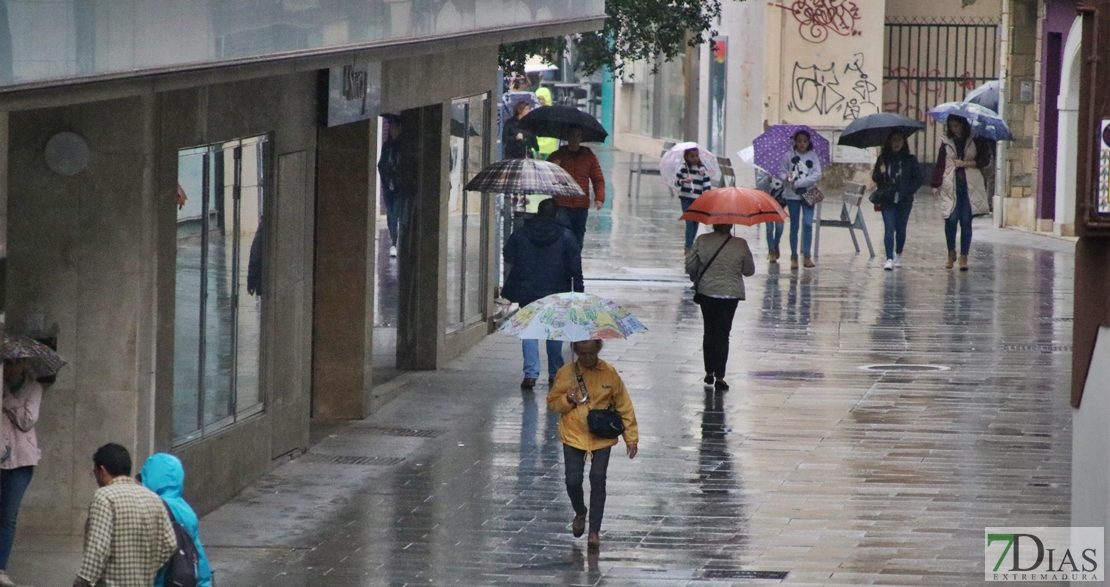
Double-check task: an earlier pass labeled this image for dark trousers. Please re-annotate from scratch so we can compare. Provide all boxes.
[383,188,402,247]
[881,200,913,260]
[0,466,33,569]
[558,207,589,250]
[563,444,611,533]
[698,297,740,378]
[944,178,973,255]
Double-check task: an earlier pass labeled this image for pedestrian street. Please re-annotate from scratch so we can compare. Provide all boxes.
[42,147,1070,587]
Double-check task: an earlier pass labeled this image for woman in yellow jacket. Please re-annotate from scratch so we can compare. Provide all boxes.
[546,339,638,550]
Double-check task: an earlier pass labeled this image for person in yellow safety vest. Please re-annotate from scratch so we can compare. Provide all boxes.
[535,87,559,159]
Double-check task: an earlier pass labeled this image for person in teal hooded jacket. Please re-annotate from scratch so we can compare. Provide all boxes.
[139,453,213,587]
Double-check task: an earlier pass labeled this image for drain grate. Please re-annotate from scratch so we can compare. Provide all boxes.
[860,364,950,372]
[702,570,788,580]
[302,454,406,466]
[364,427,442,438]
[1000,344,1072,353]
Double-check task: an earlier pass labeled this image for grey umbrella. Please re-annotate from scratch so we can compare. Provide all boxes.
[964,80,1000,112]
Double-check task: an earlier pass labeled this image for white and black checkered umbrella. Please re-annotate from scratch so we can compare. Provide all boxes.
[464,158,585,197]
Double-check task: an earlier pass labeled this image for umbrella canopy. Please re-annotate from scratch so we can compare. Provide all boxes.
[499,292,647,342]
[658,142,721,190]
[524,56,559,73]
[679,187,788,226]
[518,106,608,143]
[837,113,926,149]
[1,334,66,377]
[752,125,831,175]
[735,146,765,172]
[928,101,1013,141]
[464,158,585,197]
[964,80,1000,112]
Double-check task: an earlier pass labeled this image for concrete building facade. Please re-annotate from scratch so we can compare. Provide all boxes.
[0,0,605,537]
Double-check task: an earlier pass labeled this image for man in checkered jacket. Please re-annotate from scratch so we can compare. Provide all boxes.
[73,444,176,587]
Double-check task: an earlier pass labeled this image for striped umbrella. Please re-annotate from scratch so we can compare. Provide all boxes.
[464,158,585,197]
[1,334,66,377]
[679,187,788,226]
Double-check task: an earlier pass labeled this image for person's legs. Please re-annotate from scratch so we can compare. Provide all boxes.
[521,339,540,379]
[563,444,588,516]
[680,198,697,249]
[586,447,612,533]
[699,300,721,376]
[0,466,34,570]
[384,190,400,247]
[958,199,973,256]
[895,201,913,255]
[944,214,958,252]
[565,208,588,249]
[786,200,802,257]
[881,205,897,260]
[545,340,564,381]
[800,202,815,256]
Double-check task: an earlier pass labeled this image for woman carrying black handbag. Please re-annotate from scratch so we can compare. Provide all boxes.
[546,340,638,551]
[871,131,923,271]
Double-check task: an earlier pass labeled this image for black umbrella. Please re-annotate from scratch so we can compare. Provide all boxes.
[837,113,926,149]
[518,106,608,143]
[964,80,1000,113]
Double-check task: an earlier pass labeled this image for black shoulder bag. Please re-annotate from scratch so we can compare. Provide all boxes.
[692,235,732,304]
[575,363,625,439]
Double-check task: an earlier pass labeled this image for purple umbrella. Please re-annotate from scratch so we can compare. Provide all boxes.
[752,125,832,178]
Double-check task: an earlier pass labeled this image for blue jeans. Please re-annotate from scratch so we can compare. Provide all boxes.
[522,339,564,380]
[764,222,784,251]
[785,199,815,257]
[944,177,973,255]
[557,207,589,250]
[679,198,698,248]
[383,188,402,247]
[0,466,33,569]
[881,200,913,260]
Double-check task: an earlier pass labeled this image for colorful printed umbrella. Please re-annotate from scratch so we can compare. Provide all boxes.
[928,101,1013,141]
[679,187,788,226]
[499,292,647,342]
[464,158,585,197]
[658,142,721,191]
[752,125,832,176]
[1,334,66,377]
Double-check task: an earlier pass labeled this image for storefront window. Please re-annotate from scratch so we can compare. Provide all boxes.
[624,58,686,142]
[447,94,489,331]
[173,135,267,445]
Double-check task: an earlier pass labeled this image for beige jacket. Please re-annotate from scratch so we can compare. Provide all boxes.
[936,137,990,218]
[1,378,42,469]
[685,232,755,299]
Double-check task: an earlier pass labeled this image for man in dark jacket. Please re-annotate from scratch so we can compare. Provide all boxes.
[502,198,584,389]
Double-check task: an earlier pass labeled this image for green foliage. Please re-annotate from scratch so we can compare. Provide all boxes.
[499,0,733,78]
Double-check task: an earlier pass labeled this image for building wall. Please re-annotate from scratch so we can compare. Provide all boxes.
[1000,0,1039,230]
[1032,0,1078,231]
[886,0,1002,19]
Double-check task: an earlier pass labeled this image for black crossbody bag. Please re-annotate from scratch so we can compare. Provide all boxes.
[574,363,625,439]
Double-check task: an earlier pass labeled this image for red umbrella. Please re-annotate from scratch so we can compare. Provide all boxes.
[679,187,789,226]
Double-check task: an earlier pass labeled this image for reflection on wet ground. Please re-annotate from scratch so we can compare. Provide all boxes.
[203,146,1072,586]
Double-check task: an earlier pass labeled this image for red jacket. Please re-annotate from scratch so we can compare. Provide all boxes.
[547,146,605,209]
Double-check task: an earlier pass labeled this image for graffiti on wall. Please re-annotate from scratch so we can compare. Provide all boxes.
[772,0,862,43]
[882,66,977,119]
[788,53,877,120]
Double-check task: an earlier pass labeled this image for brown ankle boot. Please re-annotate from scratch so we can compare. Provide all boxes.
[790,256,799,270]
[769,249,778,263]
[803,255,815,268]
[959,255,969,271]
[945,250,957,269]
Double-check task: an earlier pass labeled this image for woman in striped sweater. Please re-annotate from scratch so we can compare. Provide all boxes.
[675,147,713,253]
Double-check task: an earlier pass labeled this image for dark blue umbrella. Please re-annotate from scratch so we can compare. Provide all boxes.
[964,80,1000,112]
[837,113,926,149]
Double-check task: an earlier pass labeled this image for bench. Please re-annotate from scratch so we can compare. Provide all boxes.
[813,181,875,258]
[627,141,675,197]
[716,156,735,187]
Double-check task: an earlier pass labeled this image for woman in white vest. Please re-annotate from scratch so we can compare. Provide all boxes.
[929,115,991,271]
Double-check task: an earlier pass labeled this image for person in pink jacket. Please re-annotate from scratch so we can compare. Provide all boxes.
[0,359,42,587]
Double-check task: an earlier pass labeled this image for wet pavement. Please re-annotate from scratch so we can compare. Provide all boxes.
[13,147,1075,586]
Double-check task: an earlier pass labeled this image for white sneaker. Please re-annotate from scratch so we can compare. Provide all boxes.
[893,254,903,268]
[389,245,397,258]
[0,571,18,587]
[883,259,894,271]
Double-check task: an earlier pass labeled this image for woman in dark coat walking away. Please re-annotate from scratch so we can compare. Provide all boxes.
[871,131,923,270]
[503,101,539,159]
[685,224,755,391]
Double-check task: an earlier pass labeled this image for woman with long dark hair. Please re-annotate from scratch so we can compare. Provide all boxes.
[872,131,923,270]
[930,115,991,270]
[779,130,822,270]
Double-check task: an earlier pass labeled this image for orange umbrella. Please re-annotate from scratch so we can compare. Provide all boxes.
[679,187,789,226]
